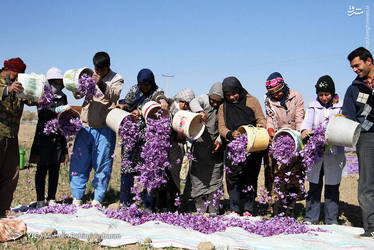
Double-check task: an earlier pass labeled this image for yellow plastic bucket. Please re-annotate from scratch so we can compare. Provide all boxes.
[238,125,269,152]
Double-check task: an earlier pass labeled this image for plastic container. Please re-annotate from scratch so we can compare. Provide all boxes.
[63,68,94,92]
[57,108,81,130]
[106,108,132,133]
[273,128,303,152]
[172,110,205,140]
[325,115,361,147]
[19,150,25,170]
[17,73,45,102]
[141,101,162,121]
[238,125,270,152]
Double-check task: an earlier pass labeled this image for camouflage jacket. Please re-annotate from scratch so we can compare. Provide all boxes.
[0,74,37,138]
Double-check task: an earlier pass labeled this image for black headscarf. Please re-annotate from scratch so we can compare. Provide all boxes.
[222,76,256,131]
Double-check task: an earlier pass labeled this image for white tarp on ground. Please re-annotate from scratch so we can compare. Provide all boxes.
[18,207,374,249]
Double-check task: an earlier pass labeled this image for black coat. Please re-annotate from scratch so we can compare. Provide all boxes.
[30,94,68,165]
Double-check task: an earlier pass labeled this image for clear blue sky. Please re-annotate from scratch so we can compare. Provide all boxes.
[1,0,372,111]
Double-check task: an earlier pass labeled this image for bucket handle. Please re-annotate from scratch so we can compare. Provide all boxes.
[239,124,256,150]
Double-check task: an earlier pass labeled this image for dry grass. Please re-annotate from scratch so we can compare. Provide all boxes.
[1,122,362,249]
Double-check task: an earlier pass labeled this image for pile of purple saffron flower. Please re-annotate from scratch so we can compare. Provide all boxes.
[104,205,324,236]
[132,112,171,202]
[38,85,57,110]
[78,73,97,103]
[27,204,77,215]
[300,124,327,172]
[270,134,298,165]
[28,204,325,237]
[227,133,249,165]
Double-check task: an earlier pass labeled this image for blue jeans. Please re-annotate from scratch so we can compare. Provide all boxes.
[305,167,340,224]
[356,132,374,232]
[70,126,116,202]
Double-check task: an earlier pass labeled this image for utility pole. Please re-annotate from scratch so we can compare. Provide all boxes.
[348,5,370,49]
[366,5,370,50]
[161,73,174,98]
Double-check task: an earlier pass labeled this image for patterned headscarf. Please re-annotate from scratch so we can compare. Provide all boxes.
[266,72,285,94]
[174,89,195,103]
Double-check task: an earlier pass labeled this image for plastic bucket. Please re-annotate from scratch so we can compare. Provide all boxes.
[141,101,167,121]
[325,115,361,147]
[17,73,45,102]
[57,108,80,129]
[172,110,205,140]
[273,128,302,152]
[63,67,94,92]
[238,125,270,152]
[19,149,25,170]
[106,108,132,133]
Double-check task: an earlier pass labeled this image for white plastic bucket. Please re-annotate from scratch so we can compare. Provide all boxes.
[63,67,94,92]
[141,101,161,121]
[106,108,132,133]
[172,110,205,140]
[17,73,45,102]
[325,115,361,147]
[238,125,270,152]
[273,128,302,152]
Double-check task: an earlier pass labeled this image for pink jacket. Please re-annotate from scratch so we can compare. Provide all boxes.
[265,88,304,132]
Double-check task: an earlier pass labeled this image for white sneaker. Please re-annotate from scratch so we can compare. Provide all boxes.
[72,199,82,206]
[91,200,101,207]
[48,200,57,206]
[36,201,45,209]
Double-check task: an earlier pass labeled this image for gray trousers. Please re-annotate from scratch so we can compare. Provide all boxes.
[356,132,374,232]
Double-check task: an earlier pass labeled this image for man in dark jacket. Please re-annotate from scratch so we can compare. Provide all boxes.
[342,47,374,238]
[0,58,36,217]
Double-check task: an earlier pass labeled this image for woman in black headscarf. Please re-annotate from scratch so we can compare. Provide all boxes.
[218,76,266,216]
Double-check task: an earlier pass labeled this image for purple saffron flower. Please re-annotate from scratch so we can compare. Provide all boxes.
[300,123,327,170]
[78,73,97,103]
[38,85,57,110]
[227,133,249,165]
[43,119,59,135]
[270,134,298,165]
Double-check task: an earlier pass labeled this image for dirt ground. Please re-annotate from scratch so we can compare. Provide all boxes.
[1,122,362,249]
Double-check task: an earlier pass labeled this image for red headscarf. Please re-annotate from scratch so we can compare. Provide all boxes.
[4,58,26,73]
